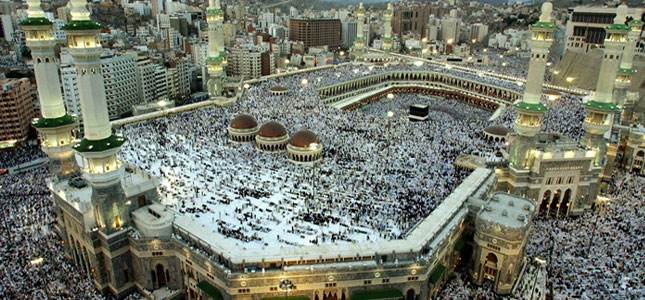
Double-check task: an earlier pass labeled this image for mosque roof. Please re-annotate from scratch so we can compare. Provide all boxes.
[258,121,287,138]
[290,130,320,148]
[230,114,258,130]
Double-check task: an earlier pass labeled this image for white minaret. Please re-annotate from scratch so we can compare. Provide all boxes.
[64,0,129,233]
[354,2,365,49]
[206,0,227,98]
[512,0,554,137]
[508,0,555,169]
[382,2,393,52]
[614,18,643,120]
[24,0,79,180]
[581,3,630,166]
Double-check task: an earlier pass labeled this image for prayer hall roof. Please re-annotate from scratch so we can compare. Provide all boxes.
[258,121,287,138]
[290,130,320,148]
[230,114,258,130]
[484,125,510,136]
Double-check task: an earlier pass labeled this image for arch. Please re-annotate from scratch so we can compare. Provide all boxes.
[406,288,416,300]
[559,189,571,217]
[486,252,498,264]
[156,264,167,287]
[550,189,562,218]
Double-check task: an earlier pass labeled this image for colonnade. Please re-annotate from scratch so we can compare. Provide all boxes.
[317,71,522,105]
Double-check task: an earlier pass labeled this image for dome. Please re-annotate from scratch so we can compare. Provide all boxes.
[230,114,258,130]
[484,125,510,136]
[290,130,320,148]
[258,121,287,138]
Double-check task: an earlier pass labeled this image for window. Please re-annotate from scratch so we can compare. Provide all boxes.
[364,280,372,285]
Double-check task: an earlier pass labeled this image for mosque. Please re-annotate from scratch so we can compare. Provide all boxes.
[23,0,641,299]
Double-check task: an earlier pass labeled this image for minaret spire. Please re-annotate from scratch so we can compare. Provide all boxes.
[23,0,79,180]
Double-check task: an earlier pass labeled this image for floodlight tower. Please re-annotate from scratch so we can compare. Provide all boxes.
[23,0,79,181]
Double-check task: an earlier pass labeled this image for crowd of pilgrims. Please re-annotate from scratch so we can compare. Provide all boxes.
[436,170,645,299]
[0,60,636,298]
[0,167,142,299]
[0,143,45,169]
[117,63,588,247]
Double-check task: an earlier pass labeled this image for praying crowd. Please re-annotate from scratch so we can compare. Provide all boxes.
[0,60,642,299]
[118,67,501,246]
[0,168,141,299]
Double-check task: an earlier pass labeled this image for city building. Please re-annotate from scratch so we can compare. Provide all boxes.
[440,17,460,44]
[166,57,192,100]
[564,5,645,53]
[0,78,34,142]
[289,18,342,50]
[341,20,357,49]
[227,46,275,79]
[392,3,439,37]
[61,50,142,120]
[470,23,489,44]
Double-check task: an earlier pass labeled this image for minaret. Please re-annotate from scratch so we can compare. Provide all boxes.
[615,18,643,122]
[354,2,365,50]
[382,2,393,52]
[508,0,555,168]
[581,3,629,166]
[64,0,129,233]
[23,0,79,181]
[206,0,227,98]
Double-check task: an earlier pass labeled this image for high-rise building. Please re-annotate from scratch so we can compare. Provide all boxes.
[101,52,140,119]
[470,23,488,43]
[166,57,191,100]
[0,15,14,42]
[227,46,275,79]
[0,78,34,142]
[392,3,439,36]
[135,56,158,104]
[341,20,357,49]
[61,51,141,120]
[289,18,342,50]
[564,5,645,53]
[440,17,460,44]
[154,65,169,100]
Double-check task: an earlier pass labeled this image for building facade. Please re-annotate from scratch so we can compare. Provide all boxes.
[564,6,644,54]
[289,18,342,50]
[0,78,34,142]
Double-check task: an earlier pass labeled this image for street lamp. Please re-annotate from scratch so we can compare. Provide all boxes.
[279,279,295,300]
[301,78,308,85]
[243,83,250,89]
[387,93,394,100]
